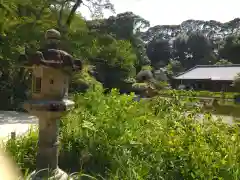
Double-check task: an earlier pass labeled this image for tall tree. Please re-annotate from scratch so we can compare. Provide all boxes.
[219,35,240,64]
[146,39,171,68]
[172,31,215,69]
[87,12,151,71]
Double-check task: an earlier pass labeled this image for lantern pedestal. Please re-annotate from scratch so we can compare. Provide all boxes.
[29,168,69,180]
[24,99,74,180]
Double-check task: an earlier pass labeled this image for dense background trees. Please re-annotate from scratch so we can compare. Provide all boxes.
[0,0,139,109]
[142,19,240,73]
[0,0,240,110]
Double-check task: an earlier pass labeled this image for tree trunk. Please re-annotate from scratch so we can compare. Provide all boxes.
[65,0,82,27]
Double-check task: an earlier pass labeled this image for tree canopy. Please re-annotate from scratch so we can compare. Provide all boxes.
[142,19,240,73]
[0,0,141,109]
[1,0,240,110]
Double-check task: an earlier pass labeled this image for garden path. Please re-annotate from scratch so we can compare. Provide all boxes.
[0,111,38,143]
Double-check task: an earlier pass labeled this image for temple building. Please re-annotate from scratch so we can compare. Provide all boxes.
[171,64,240,92]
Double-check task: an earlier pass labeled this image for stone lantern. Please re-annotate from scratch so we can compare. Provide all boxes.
[22,29,82,179]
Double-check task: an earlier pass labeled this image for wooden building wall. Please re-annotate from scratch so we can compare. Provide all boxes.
[171,79,237,92]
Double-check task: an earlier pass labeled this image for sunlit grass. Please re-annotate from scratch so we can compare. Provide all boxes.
[4,89,240,179]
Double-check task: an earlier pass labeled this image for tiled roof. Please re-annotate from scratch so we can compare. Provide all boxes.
[174,64,240,81]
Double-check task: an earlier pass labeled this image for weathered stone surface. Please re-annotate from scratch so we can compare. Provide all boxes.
[28,168,71,180]
[23,29,76,180]
[22,28,82,71]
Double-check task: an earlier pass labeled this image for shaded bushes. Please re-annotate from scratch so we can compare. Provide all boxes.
[5,89,240,179]
[70,65,103,94]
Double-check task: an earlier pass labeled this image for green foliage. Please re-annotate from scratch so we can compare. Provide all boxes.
[5,128,38,173]
[93,39,137,70]
[3,3,240,179]
[146,39,172,68]
[0,0,145,110]
[233,73,240,90]
[173,31,215,69]
[159,89,238,99]
[88,12,151,71]
[70,65,103,93]
[215,59,233,65]
[166,59,184,75]
[204,103,240,117]
[143,19,240,71]
[219,35,240,64]
[5,90,240,179]
[155,81,171,90]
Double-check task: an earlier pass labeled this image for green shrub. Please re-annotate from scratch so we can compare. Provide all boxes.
[233,73,240,91]
[5,89,240,179]
[159,89,238,99]
[70,65,103,93]
[5,128,38,173]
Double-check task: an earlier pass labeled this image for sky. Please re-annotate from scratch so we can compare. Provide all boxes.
[79,0,240,27]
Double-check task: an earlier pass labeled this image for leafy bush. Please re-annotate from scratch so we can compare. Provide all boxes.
[70,65,103,93]
[159,89,238,99]
[5,128,38,173]
[233,73,240,91]
[5,89,240,179]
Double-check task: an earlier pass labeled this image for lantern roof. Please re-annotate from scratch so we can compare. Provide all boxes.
[18,28,82,71]
[22,49,82,71]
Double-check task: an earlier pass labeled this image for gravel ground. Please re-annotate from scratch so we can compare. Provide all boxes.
[0,111,38,142]
[193,113,236,125]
